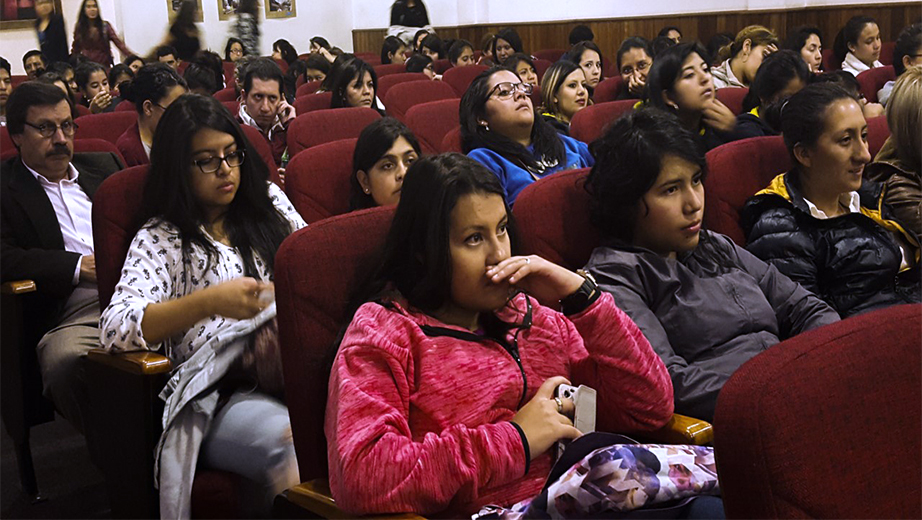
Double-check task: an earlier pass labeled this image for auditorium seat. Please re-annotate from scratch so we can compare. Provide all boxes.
[377,72,429,101]
[287,107,381,159]
[356,52,381,66]
[602,59,617,81]
[383,80,457,123]
[569,99,636,145]
[856,65,895,103]
[222,61,236,86]
[237,124,282,186]
[533,49,567,62]
[866,115,890,158]
[404,99,461,154]
[75,104,91,117]
[284,138,357,223]
[716,87,748,115]
[592,76,623,103]
[373,63,406,78]
[295,80,321,98]
[433,58,452,75]
[442,64,488,96]
[11,75,28,89]
[293,91,333,114]
[822,48,839,71]
[74,111,138,145]
[714,303,921,519]
[703,135,790,245]
[529,84,543,110]
[73,138,126,165]
[440,126,463,153]
[533,58,553,80]
[274,58,289,74]
[221,100,239,116]
[879,41,895,66]
[114,99,135,112]
[213,86,238,102]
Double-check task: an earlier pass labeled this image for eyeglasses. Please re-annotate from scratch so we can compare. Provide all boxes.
[488,81,533,100]
[193,150,245,173]
[621,61,650,76]
[24,120,78,138]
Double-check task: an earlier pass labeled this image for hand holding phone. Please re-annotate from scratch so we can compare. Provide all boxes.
[556,384,596,459]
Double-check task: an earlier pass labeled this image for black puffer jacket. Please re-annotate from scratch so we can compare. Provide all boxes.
[742,172,921,317]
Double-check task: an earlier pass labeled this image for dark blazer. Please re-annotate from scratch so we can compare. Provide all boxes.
[36,14,69,64]
[1,152,123,333]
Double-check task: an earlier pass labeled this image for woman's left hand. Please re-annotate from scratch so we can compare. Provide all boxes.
[702,98,736,133]
[486,255,585,303]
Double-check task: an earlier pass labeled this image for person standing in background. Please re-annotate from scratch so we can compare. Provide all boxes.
[388,0,433,47]
[233,0,260,58]
[34,0,69,64]
[71,0,133,67]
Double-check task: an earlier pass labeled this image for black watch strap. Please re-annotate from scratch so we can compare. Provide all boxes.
[560,270,600,316]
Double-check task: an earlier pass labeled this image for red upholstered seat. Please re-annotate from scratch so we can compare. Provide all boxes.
[237,124,282,186]
[879,41,895,65]
[284,138,357,224]
[74,111,138,145]
[405,98,460,154]
[11,75,28,89]
[867,115,890,158]
[533,58,552,80]
[513,167,598,271]
[377,72,429,101]
[442,64,488,96]
[214,86,238,102]
[383,80,457,123]
[287,107,380,159]
[356,52,381,66]
[222,61,236,86]
[703,136,790,246]
[76,104,91,117]
[295,80,321,98]
[822,48,839,71]
[602,59,617,80]
[569,99,636,145]
[221,100,239,117]
[274,58,289,74]
[373,63,406,78]
[533,49,567,62]
[714,303,922,519]
[114,99,135,112]
[592,76,623,103]
[293,91,333,114]
[440,126,463,153]
[275,205,396,483]
[856,65,895,103]
[716,87,749,115]
[433,59,451,75]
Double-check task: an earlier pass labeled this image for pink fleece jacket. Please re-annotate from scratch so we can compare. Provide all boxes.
[325,292,674,516]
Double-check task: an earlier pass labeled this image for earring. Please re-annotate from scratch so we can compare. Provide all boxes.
[668,102,679,110]
[479,120,490,131]
[364,188,370,194]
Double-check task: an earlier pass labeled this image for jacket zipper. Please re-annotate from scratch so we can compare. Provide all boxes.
[499,335,528,409]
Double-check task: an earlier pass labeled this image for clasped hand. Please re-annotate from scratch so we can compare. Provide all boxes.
[485,255,585,304]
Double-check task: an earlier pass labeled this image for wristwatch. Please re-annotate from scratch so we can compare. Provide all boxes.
[560,269,600,316]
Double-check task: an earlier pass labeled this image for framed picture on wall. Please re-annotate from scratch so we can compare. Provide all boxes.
[0,0,63,31]
[217,0,238,21]
[265,0,295,19]
[167,0,204,23]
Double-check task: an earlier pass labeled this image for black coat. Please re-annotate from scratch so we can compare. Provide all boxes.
[741,172,921,318]
[36,14,69,64]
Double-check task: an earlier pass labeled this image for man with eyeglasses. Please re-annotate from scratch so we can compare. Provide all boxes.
[1,82,124,434]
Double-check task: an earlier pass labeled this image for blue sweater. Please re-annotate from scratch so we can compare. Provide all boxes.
[468,134,594,205]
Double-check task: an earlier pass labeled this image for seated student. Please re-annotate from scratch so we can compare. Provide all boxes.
[309,36,331,55]
[583,108,839,422]
[108,63,133,95]
[419,33,444,61]
[318,52,355,93]
[156,45,181,71]
[865,66,922,237]
[349,117,420,210]
[835,16,883,76]
[461,67,593,205]
[538,60,590,135]
[123,54,145,74]
[34,0,68,64]
[238,58,296,165]
[646,42,738,151]
[117,64,187,166]
[652,35,678,59]
[504,53,538,87]
[569,24,594,45]
[0,57,8,126]
[783,25,824,72]
[711,25,779,88]
[493,28,524,65]
[188,50,226,93]
[735,49,810,139]
[75,61,118,113]
[47,61,77,92]
[272,39,298,67]
[303,53,331,84]
[742,83,921,317]
[811,70,884,119]
[658,26,683,44]
[224,37,246,63]
[704,33,732,64]
[448,39,475,68]
[879,23,922,106]
[478,33,496,66]
[37,71,80,114]
[412,29,430,53]
[23,49,47,80]
[327,152,678,517]
[283,59,308,101]
[616,37,654,100]
[100,94,305,519]
[381,36,408,65]
[565,40,604,91]
[405,54,436,79]
[330,58,386,114]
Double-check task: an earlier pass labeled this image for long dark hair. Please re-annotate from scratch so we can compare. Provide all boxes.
[833,16,877,64]
[273,39,298,66]
[350,117,422,210]
[142,94,292,278]
[492,28,524,64]
[381,36,405,65]
[330,58,381,112]
[742,49,810,113]
[74,0,104,43]
[459,67,565,173]
[319,53,355,92]
[783,26,822,56]
[646,42,710,112]
[225,37,245,61]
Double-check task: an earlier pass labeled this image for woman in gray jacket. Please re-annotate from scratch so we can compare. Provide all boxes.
[582,108,839,422]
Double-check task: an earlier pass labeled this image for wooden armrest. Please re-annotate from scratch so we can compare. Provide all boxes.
[640,413,713,445]
[285,479,425,520]
[1,280,36,294]
[86,348,172,375]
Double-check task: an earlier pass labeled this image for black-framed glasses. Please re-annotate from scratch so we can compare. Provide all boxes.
[193,150,245,173]
[25,120,78,138]
[488,81,533,100]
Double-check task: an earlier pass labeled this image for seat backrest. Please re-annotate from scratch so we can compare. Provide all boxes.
[442,64,488,96]
[404,98,461,154]
[287,107,381,159]
[440,126,463,153]
[822,48,839,71]
[293,91,333,115]
[383,80,457,123]
[373,63,406,78]
[275,205,396,481]
[295,80,321,98]
[221,100,240,116]
[92,165,149,309]
[879,41,895,66]
[222,61,236,86]
[356,52,382,66]
[213,86,238,102]
[703,135,790,246]
[533,49,567,62]
[569,99,636,145]
[433,59,451,75]
[74,111,138,145]
[867,114,890,158]
[114,99,135,112]
[533,58,553,80]
[513,167,599,271]
[716,87,749,115]
[592,76,624,103]
[714,303,921,519]
[11,75,28,90]
[284,138,357,224]
[73,138,126,166]
[238,124,282,186]
[274,58,289,74]
[856,65,895,103]
[377,72,429,101]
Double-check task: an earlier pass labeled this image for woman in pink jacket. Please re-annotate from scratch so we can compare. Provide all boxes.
[325,153,676,517]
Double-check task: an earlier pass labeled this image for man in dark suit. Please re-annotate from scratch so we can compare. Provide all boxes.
[1,82,123,433]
